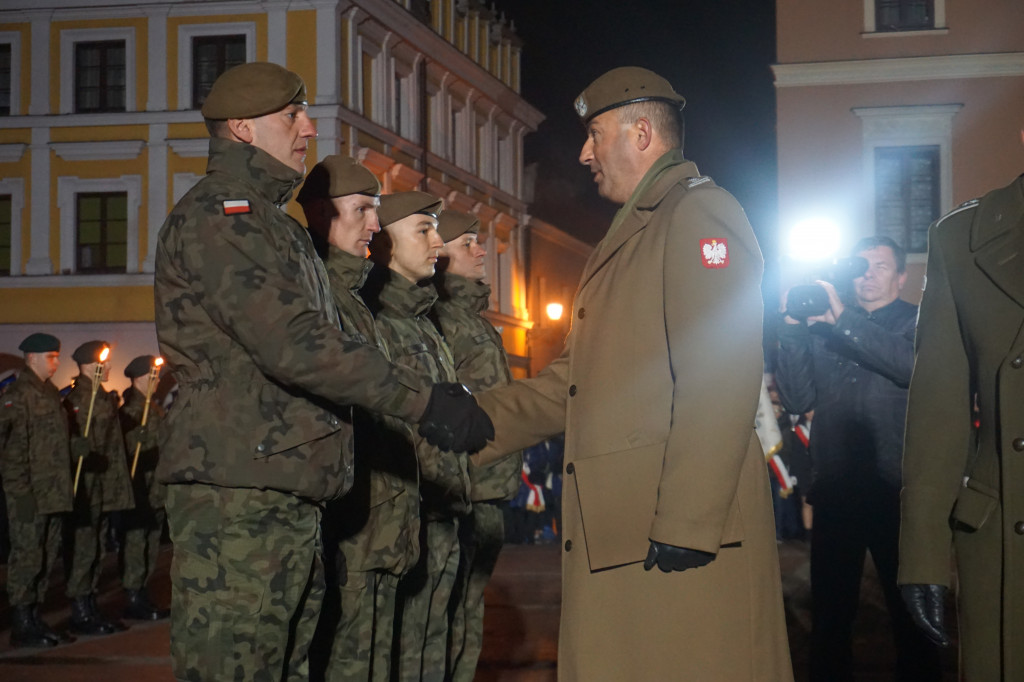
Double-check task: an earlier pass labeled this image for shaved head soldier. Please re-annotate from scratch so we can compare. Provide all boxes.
[153,63,491,681]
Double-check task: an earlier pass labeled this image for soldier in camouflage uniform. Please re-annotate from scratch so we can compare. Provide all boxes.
[297,156,421,681]
[0,333,76,647]
[63,340,135,636]
[153,62,491,682]
[117,355,169,621]
[432,211,524,681]
[363,192,473,682]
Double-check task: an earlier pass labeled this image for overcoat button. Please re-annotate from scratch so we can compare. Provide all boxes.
[1012,356,1023,369]
[256,443,265,453]
[1014,438,1024,452]
[564,540,573,551]
[566,463,575,475]
[569,385,577,396]
[1015,522,1024,535]
[578,307,586,319]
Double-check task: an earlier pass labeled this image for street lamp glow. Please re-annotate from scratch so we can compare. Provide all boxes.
[545,302,564,321]
[786,218,842,262]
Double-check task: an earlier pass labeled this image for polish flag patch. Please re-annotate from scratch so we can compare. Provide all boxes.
[223,199,251,215]
[700,238,729,268]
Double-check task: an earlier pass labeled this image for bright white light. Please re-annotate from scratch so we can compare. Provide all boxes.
[545,303,564,321]
[786,218,842,262]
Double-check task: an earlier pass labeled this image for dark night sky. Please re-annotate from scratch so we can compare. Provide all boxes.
[490,0,779,263]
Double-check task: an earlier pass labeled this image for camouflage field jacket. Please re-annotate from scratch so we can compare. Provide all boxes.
[153,139,429,501]
[324,247,420,576]
[363,266,471,521]
[65,376,135,512]
[119,388,168,509]
[0,370,74,514]
[433,273,523,503]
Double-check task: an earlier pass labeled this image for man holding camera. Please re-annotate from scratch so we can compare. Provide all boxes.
[775,235,941,681]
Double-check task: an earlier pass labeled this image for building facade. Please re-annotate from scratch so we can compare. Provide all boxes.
[0,0,544,390]
[773,0,1024,299]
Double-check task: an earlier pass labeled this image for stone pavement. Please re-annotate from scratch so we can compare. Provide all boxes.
[0,539,958,681]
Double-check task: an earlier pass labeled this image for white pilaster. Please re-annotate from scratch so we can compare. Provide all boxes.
[26,127,52,275]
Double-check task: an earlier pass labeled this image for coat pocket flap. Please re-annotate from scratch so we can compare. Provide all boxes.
[573,442,664,571]
[951,478,999,531]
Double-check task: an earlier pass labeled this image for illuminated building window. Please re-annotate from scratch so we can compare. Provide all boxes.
[874,145,939,253]
[192,35,246,109]
[0,44,10,116]
[0,195,10,275]
[74,41,126,113]
[76,192,128,274]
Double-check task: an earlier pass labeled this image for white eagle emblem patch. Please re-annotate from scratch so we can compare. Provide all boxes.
[700,238,729,269]
[574,96,587,118]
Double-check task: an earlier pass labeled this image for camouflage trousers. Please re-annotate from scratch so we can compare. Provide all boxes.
[122,504,166,591]
[4,493,62,606]
[323,570,400,681]
[447,502,505,682]
[395,518,460,682]
[64,499,108,598]
[165,483,324,682]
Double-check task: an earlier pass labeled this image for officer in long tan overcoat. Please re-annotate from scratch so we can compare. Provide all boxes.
[473,67,793,681]
[899,173,1024,680]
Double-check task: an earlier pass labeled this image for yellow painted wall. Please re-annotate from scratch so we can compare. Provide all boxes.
[4,286,155,323]
[287,10,316,100]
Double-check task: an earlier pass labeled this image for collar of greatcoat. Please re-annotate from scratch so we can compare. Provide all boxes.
[579,158,703,292]
[971,174,1024,310]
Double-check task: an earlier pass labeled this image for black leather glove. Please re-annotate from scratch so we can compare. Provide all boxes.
[643,541,715,573]
[70,436,91,460]
[901,584,950,647]
[418,382,494,453]
[134,425,158,450]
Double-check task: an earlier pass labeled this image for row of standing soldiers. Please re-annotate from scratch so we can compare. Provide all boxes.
[0,337,168,647]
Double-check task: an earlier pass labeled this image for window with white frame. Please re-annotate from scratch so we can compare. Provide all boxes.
[176,23,256,111]
[0,44,11,116]
[75,41,126,113]
[57,176,141,274]
[76,192,128,273]
[0,194,11,275]
[60,27,136,115]
[874,145,939,253]
[864,0,945,33]
[854,104,961,253]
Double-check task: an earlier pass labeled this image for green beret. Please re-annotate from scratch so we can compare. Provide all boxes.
[124,355,155,379]
[377,192,443,229]
[72,340,109,365]
[18,333,60,353]
[296,156,381,205]
[437,210,480,243]
[574,66,686,124]
[201,62,307,120]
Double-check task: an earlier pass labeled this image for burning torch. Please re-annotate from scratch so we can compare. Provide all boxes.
[131,357,164,478]
[73,346,109,496]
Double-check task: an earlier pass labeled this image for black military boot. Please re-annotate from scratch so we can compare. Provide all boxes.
[9,604,58,648]
[70,595,117,636]
[124,589,170,621]
[89,593,128,632]
[30,604,70,645]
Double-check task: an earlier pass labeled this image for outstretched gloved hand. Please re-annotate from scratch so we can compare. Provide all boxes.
[418,382,494,453]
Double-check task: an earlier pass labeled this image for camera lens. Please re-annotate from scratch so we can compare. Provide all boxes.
[786,284,831,320]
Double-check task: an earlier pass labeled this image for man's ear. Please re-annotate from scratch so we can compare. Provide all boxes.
[634,117,653,152]
[227,117,255,144]
[897,270,909,291]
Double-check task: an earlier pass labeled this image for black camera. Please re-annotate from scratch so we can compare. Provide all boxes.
[785,256,868,320]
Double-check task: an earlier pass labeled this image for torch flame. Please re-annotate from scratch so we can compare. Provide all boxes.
[99,347,110,363]
[154,357,164,368]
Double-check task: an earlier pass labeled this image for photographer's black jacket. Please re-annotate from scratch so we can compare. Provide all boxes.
[775,298,917,504]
